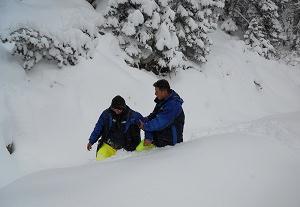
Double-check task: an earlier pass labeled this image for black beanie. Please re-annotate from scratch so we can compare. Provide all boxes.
[111,95,126,109]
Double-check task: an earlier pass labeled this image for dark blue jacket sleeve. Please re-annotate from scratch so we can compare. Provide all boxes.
[127,111,144,129]
[143,101,182,132]
[89,111,107,145]
[134,112,144,124]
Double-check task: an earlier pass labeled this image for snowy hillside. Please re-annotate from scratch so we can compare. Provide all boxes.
[1,0,300,207]
[1,112,300,207]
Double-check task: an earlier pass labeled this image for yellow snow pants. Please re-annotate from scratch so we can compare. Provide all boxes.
[135,140,155,152]
[96,140,155,161]
[96,143,117,161]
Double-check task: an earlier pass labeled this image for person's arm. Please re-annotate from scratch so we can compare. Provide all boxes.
[88,111,107,146]
[143,102,181,132]
[145,110,156,121]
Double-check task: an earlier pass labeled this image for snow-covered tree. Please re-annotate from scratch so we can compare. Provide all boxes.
[221,0,286,58]
[153,2,186,74]
[244,17,275,58]
[281,1,300,52]
[86,0,97,8]
[103,0,224,74]
[0,27,98,70]
[103,0,184,74]
[275,1,300,64]
[173,0,224,63]
[221,18,238,33]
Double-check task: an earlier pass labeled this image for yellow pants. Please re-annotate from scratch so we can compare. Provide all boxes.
[96,143,117,161]
[135,140,155,152]
[96,140,155,161]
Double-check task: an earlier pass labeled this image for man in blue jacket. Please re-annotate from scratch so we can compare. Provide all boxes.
[139,79,185,147]
[87,95,143,160]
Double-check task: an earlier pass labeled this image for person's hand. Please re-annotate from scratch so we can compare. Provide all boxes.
[139,120,144,130]
[144,139,152,146]
[87,143,92,151]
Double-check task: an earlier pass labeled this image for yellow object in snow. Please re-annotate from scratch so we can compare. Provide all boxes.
[96,143,117,161]
[135,140,155,152]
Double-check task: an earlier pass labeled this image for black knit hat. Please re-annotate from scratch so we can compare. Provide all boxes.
[111,95,126,110]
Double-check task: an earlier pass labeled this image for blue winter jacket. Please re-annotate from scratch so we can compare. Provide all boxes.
[144,90,185,146]
[89,106,143,150]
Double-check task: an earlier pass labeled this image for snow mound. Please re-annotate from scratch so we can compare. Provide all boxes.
[0,112,300,207]
[0,0,102,41]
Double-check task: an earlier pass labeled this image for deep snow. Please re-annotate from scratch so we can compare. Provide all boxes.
[1,112,300,207]
[0,0,300,207]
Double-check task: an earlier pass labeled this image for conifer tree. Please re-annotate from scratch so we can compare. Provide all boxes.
[103,0,185,74]
[244,17,275,58]
[173,0,225,63]
[281,1,300,53]
[222,0,286,58]
[103,0,225,74]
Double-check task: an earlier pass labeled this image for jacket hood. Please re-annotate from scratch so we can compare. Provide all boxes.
[168,89,184,105]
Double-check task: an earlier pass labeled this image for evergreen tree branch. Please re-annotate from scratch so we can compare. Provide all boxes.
[233,8,250,25]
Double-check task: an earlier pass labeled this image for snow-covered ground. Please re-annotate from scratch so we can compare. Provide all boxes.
[1,112,300,207]
[1,0,300,206]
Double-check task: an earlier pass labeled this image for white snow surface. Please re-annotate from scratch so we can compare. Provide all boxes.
[1,1,300,207]
[0,0,102,43]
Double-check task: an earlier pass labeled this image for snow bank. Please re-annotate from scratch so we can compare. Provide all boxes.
[1,27,300,188]
[0,0,300,192]
[0,112,300,207]
[0,42,27,187]
[172,31,300,134]
[0,0,101,41]
[0,0,103,69]
[0,137,19,189]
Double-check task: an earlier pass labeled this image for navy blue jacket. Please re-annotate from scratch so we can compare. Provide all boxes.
[144,90,185,147]
[89,106,143,151]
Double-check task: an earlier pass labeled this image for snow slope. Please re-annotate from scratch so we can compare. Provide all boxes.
[1,29,299,182]
[1,112,300,207]
[1,0,300,206]
[0,0,101,40]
